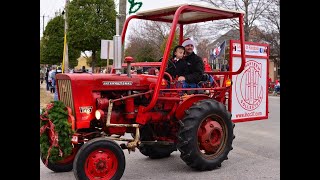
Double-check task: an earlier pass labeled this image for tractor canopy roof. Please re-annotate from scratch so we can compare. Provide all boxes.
[119,3,247,112]
[135,3,245,24]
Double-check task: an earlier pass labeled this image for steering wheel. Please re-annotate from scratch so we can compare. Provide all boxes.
[163,72,173,87]
[158,57,174,87]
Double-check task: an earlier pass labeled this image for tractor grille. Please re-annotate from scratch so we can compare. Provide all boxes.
[57,79,75,115]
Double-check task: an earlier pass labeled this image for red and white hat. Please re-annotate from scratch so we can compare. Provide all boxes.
[182,38,195,47]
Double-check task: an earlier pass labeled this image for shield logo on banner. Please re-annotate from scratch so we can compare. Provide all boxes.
[235,60,263,111]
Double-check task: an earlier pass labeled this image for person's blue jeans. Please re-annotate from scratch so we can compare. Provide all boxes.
[54,88,59,101]
[180,75,214,88]
[182,81,199,88]
[274,85,280,93]
[45,79,49,91]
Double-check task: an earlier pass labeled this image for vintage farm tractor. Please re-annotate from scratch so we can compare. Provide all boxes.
[40,3,248,180]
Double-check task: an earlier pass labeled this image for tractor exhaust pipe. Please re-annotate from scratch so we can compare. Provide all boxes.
[113,35,122,74]
[113,15,122,74]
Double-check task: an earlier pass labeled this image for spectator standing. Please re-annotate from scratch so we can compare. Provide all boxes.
[48,67,56,93]
[40,67,45,84]
[203,58,212,71]
[53,67,62,101]
[82,66,86,73]
[45,67,50,91]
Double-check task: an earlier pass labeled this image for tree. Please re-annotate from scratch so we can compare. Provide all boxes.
[40,15,79,67]
[125,36,160,62]
[196,39,210,59]
[67,0,117,73]
[260,0,280,66]
[198,0,273,41]
[124,20,200,62]
[85,51,108,69]
[160,32,180,59]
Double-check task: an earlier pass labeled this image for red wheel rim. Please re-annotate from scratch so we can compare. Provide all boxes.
[197,117,225,156]
[85,148,118,179]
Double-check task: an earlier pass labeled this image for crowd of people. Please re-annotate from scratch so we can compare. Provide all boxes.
[40,65,62,101]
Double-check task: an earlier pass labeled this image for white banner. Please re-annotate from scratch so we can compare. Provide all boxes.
[231,57,267,120]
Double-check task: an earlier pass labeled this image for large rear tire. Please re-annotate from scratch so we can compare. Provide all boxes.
[177,99,235,171]
[73,138,125,180]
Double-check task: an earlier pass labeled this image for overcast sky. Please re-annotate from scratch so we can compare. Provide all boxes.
[40,0,208,38]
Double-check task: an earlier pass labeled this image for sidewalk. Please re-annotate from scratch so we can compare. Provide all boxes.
[40,81,54,109]
[268,92,280,97]
[40,82,54,96]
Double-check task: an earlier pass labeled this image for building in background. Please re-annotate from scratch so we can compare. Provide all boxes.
[74,56,92,72]
[208,27,280,82]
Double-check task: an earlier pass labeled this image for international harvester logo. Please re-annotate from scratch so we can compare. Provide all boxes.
[235,60,263,111]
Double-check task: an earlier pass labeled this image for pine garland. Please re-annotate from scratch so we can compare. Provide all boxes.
[40,101,74,164]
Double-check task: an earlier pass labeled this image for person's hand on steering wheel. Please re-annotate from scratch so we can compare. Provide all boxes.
[178,76,185,81]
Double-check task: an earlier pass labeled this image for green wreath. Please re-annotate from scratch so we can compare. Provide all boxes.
[40,101,74,164]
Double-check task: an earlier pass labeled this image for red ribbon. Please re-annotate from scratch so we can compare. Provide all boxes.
[40,103,63,166]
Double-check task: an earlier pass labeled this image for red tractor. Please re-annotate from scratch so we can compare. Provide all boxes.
[40,3,248,179]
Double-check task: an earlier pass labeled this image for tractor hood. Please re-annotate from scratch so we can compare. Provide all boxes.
[55,73,162,123]
[56,73,159,91]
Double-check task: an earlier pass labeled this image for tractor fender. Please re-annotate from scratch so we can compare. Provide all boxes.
[175,94,210,120]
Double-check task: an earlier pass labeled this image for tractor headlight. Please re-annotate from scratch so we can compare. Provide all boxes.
[95,109,104,120]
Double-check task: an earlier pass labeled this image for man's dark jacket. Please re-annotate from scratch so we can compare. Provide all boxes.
[184,52,204,83]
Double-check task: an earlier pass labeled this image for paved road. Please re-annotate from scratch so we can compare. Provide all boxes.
[40,96,280,180]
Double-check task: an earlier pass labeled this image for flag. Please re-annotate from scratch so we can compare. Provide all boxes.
[210,41,226,59]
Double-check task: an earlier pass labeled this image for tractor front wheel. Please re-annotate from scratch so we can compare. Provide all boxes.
[73,138,125,180]
[177,99,235,171]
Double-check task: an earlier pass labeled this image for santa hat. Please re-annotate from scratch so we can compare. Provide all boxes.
[182,38,195,47]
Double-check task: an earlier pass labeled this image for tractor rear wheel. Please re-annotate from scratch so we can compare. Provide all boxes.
[177,99,235,170]
[73,138,125,180]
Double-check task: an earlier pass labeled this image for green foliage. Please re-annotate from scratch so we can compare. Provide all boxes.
[67,0,116,70]
[40,15,79,68]
[160,32,179,59]
[136,44,158,62]
[124,32,179,62]
[85,51,109,67]
[40,101,74,163]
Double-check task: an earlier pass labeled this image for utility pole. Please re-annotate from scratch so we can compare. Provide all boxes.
[42,14,45,35]
[119,0,127,65]
[119,0,127,35]
[63,0,69,73]
[40,14,49,37]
